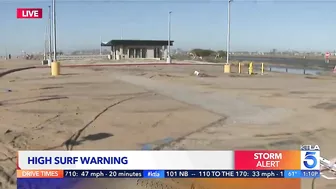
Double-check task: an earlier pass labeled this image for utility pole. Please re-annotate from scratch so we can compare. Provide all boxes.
[52,0,57,61]
[100,36,102,55]
[167,11,172,63]
[44,24,47,60]
[226,0,232,64]
[48,5,52,62]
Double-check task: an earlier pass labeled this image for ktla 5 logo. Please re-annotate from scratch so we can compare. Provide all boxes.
[302,151,320,169]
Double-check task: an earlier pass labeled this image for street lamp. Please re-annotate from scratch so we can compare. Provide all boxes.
[167,11,172,63]
[48,6,53,63]
[100,36,102,55]
[226,0,232,64]
[52,0,57,61]
[44,24,47,60]
[48,5,52,62]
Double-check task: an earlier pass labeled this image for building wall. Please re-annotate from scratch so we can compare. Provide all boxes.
[110,45,168,60]
[147,48,154,59]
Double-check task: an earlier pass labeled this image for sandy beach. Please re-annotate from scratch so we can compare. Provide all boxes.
[0,59,335,189]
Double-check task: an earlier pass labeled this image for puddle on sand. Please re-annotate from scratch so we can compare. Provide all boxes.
[141,137,174,150]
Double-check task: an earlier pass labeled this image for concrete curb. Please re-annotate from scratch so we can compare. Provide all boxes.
[0,66,37,78]
[0,63,224,78]
[36,62,223,68]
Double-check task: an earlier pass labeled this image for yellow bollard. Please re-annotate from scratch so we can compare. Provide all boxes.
[51,61,60,76]
[261,63,264,75]
[238,62,241,74]
[223,64,231,73]
[248,62,253,75]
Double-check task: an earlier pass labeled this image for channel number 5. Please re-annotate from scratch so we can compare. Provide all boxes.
[304,152,317,169]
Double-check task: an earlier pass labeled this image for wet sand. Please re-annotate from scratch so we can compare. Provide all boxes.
[1,60,335,189]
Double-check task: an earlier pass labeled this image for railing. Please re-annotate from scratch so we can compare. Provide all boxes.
[57,55,108,60]
[227,63,327,76]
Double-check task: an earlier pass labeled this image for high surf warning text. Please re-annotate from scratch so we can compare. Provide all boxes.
[27,156,128,165]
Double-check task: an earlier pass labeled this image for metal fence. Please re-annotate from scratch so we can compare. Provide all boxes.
[57,55,108,61]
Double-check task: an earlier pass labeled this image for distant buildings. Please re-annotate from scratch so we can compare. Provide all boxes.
[101,39,173,60]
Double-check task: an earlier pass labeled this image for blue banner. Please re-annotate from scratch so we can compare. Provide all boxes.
[62,170,285,178]
[18,169,311,188]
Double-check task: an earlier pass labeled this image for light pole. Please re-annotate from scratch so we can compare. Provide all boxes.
[100,36,102,55]
[48,5,52,62]
[226,0,232,64]
[52,0,57,61]
[167,11,172,63]
[44,24,47,60]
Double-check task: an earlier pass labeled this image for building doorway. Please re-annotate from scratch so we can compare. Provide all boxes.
[135,48,141,58]
[154,48,161,59]
[141,48,147,58]
[129,48,134,58]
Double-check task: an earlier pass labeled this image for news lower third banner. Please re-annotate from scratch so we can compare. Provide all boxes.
[18,178,301,189]
[17,150,320,179]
